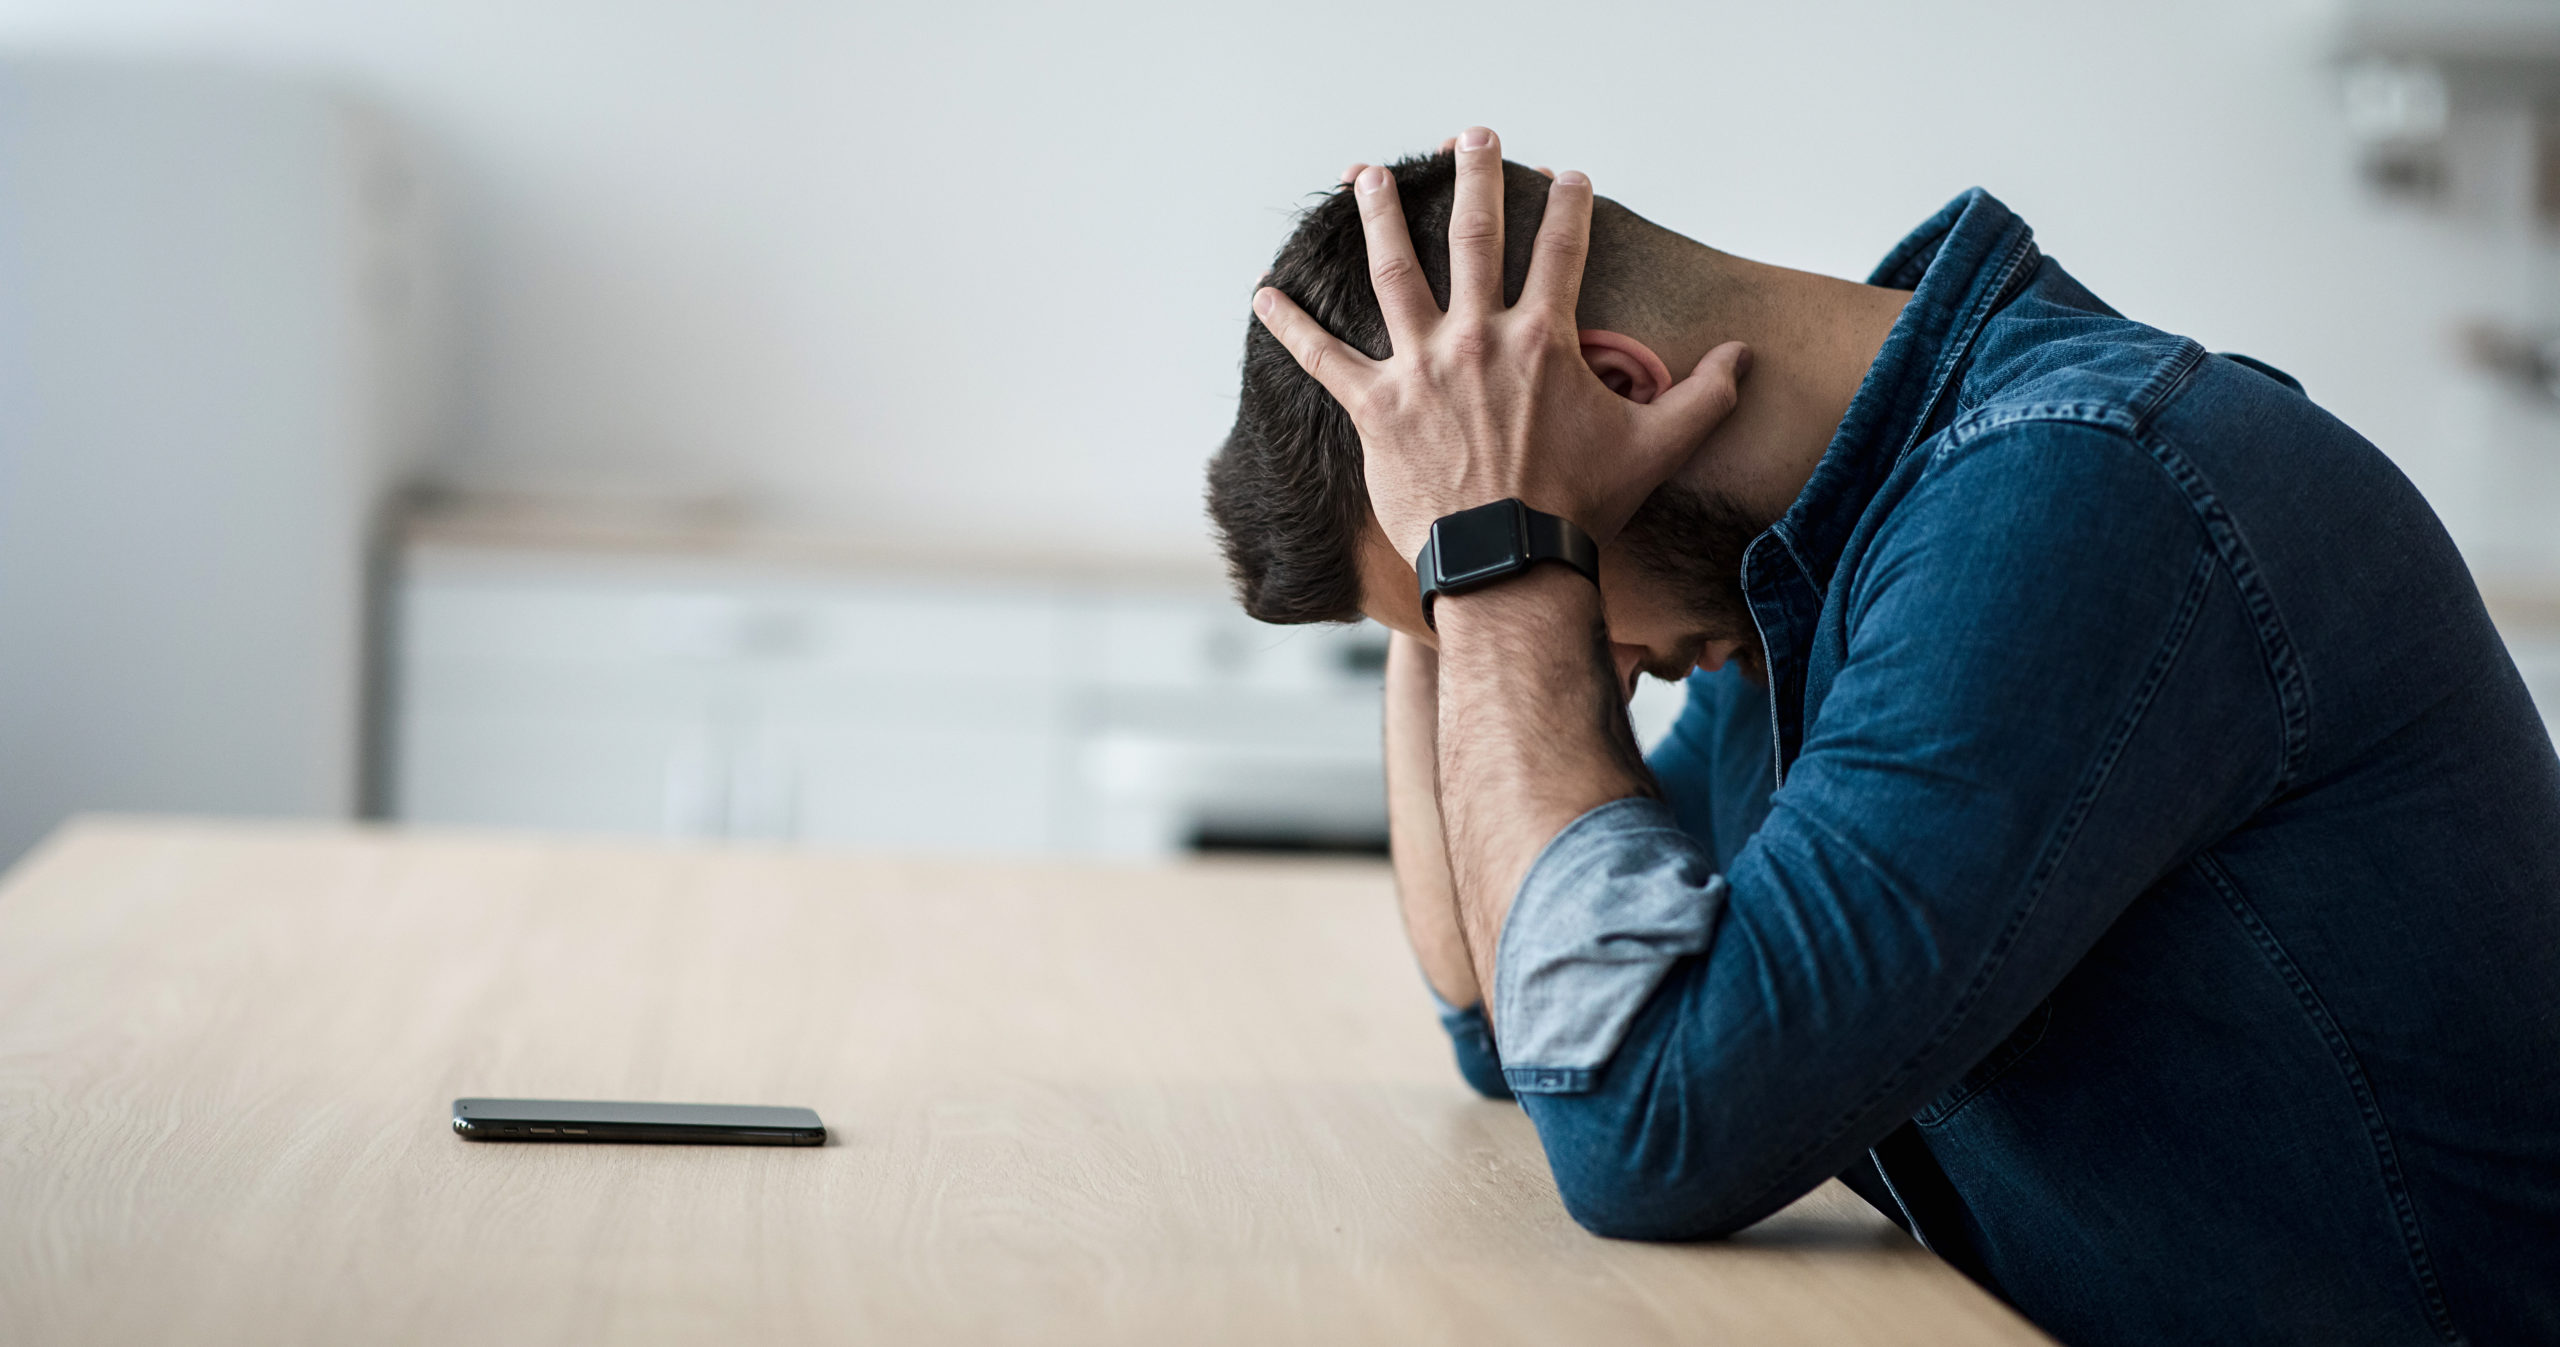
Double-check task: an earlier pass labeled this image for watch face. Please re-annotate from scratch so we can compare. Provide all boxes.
[1433,500,1527,585]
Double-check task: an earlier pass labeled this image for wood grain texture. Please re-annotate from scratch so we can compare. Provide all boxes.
[0,818,2049,1345]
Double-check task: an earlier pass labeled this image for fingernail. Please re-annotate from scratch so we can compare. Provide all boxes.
[1253,288,1276,317]
[1733,344,1754,378]
[1557,169,1588,188]
[1357,165,1388,194]
[1458,126,1491,151]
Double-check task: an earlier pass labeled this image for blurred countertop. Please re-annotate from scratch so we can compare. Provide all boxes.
[395,490,1230,593]
[398,490,2560,630]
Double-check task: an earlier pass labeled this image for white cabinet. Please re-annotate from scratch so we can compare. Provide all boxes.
[389,543,1402,856]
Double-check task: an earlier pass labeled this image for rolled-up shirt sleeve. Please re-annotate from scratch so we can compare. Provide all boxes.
[1493,798,1730,1095]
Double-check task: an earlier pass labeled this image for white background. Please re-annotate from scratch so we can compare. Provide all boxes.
[0,0,2551,566]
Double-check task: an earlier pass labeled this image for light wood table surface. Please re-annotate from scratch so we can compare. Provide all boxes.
[0,818,2049,1345]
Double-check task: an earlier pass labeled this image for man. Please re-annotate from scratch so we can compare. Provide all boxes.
[1206,128,2560,1346]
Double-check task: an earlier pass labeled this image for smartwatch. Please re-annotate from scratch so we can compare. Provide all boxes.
[1414,498,1601,628]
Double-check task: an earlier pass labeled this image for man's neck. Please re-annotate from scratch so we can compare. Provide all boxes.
[1663,260,1911,525]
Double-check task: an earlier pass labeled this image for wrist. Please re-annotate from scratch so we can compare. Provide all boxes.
[1432,564,1599,643]
[1414,498,1601,629]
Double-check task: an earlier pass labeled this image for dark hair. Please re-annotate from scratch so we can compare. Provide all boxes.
[1206,152,1568,625]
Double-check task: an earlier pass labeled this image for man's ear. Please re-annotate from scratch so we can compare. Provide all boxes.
[1579,330,1677,405]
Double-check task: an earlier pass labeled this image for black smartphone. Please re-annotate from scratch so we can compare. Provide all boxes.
[452,1098,826,1146]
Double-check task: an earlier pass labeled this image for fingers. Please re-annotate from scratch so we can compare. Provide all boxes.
[1350,166,1439,345]
[1521,169,1592,318]
[1340,162,1369,185]
[1446,126,1506,316]
[1254,286,1378,406]
[1638,341,1753,456]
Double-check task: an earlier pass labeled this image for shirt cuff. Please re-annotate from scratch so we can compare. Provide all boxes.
[1426,987,1515,1101]
[1493,797,1728,1094]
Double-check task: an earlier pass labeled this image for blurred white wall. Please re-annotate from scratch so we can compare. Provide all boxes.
[0,0,2550,566]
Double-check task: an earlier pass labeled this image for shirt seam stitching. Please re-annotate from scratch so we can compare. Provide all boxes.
[1909,998,2055,1127]
[1930,398,2311,795]
[2128,422,2313,795]
[2194,852,2465,1344]
[1722,537,2221,1219]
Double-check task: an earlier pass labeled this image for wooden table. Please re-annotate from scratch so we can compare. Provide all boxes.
[0,818,2049,1345]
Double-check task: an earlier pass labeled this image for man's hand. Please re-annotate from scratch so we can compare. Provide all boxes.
[1254,126,1750,563]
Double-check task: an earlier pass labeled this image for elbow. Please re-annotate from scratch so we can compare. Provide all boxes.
[1554,1164,1679,1240]
[1541,1126,1763,1242]
[1526,1054,1776,1241]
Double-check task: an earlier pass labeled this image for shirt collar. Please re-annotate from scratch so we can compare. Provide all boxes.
[1765,189,2043,589]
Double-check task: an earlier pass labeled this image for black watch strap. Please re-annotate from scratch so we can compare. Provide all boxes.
[1414,498,1601,629]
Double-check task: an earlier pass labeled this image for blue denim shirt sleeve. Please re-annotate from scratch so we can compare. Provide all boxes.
[1501,422,2281,1240]
[1424,985,1514,1100]
[1492,800,1729,1093]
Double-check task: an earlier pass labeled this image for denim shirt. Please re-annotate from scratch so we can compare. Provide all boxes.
[1450,190,2560,1347]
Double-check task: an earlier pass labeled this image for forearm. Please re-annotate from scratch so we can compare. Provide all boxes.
[1433,567,1658,1009]
[1383,632,1481,1008]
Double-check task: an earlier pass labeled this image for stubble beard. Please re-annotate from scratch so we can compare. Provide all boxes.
[1616,480,1774,677]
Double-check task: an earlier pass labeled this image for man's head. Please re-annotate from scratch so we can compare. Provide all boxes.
[1206,151,1776,685]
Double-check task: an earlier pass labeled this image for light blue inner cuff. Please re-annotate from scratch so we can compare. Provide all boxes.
[1493,797,1728,1094]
